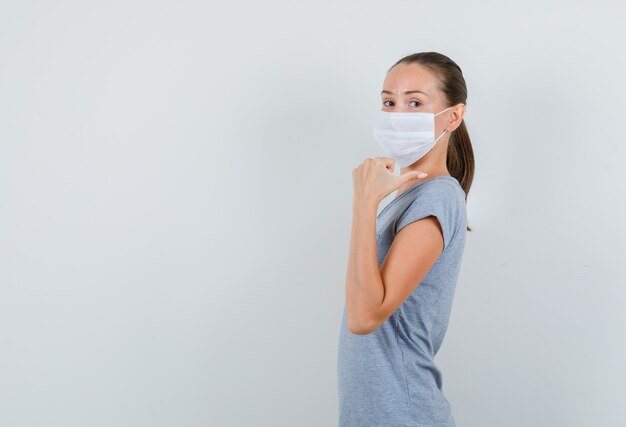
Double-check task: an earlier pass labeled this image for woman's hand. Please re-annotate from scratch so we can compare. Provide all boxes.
[351,157,427,207]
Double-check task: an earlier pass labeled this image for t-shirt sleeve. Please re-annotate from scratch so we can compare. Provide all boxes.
[394,180,464,251]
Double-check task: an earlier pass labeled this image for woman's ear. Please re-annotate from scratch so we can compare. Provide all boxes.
[448,103,466,131]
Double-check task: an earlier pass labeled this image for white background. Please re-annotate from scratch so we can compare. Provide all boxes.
[1,1,625,426]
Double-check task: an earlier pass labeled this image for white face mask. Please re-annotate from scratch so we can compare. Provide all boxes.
[372,107,452,168]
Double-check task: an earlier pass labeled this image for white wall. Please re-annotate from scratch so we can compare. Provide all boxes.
[1,1,624,426]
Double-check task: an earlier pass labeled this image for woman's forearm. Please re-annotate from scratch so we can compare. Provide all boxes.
[344,197,385,334]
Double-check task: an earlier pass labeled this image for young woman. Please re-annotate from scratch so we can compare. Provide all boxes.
[337,51,475,427]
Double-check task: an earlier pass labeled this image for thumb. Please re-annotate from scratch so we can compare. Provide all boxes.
[399,171,428,185]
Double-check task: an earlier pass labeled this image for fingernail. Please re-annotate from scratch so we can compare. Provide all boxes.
[418,173,428,178]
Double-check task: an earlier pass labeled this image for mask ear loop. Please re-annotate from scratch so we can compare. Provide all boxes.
[434,106,453,117]
[434,106,452,142]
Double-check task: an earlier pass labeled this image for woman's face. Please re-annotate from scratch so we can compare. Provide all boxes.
[380,63,454,137]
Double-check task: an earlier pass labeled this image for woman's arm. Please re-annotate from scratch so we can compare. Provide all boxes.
[344,197,382,335]
[345,158,443,335]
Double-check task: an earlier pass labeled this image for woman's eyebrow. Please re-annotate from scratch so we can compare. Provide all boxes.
[381,89,429,96]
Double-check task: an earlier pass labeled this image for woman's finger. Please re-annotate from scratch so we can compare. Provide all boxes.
[397,171,428,186]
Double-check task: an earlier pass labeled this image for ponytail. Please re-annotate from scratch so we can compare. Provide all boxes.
[447,119,474,231]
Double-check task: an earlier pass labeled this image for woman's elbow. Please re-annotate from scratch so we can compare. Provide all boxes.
[347,318,378,335]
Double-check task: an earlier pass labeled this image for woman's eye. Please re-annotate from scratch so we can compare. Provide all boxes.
[410,100,421,107]
[383,100,393,107]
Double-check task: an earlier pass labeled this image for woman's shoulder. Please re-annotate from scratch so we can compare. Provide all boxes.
[413,176,466,204]
[396,176,467,249]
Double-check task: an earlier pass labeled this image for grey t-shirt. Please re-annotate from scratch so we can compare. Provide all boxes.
[337,175,468,427]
